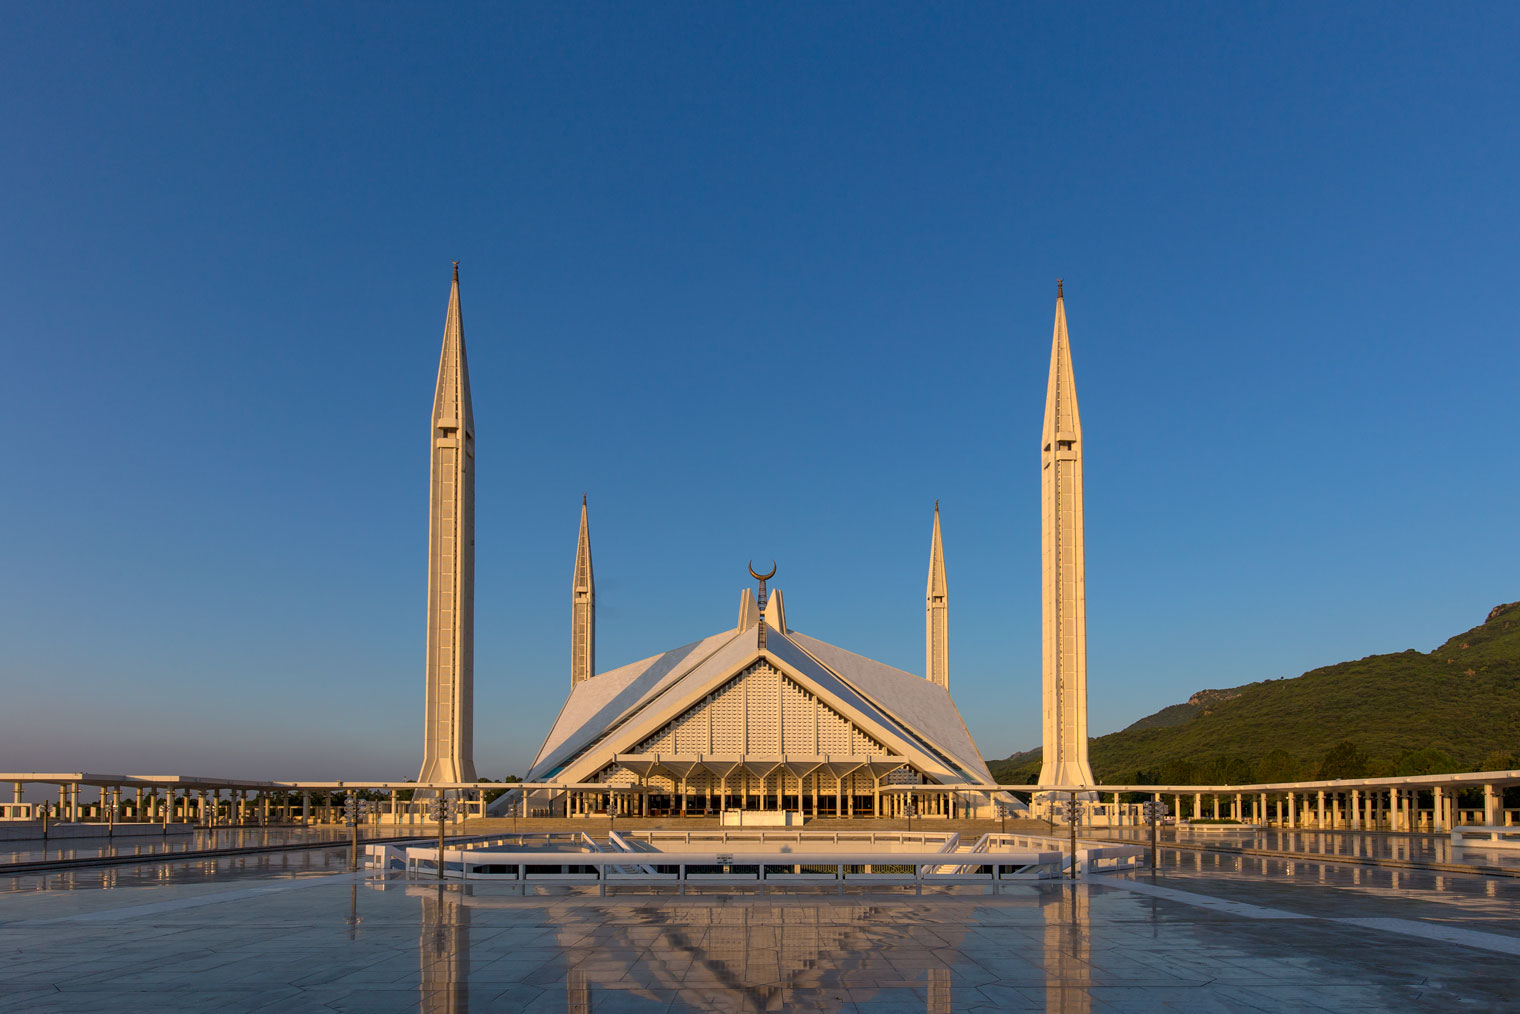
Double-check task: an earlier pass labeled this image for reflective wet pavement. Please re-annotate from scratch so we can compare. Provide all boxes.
[4,845,1520,1012]
[0,827,399,866]
[1098,825,1520,872]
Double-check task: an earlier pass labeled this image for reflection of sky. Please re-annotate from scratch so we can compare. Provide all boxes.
[9,852,1520,1009]
[394,876,1520,1012]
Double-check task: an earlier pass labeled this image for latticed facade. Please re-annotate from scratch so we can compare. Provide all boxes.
[498,585,1007,819]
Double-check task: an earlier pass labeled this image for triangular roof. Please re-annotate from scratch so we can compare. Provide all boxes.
[524,616,994,787]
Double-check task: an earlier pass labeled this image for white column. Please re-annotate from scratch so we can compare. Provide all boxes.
[1350,790,1361,829]
[1484,784,1499,826]
[1316,791,1325,828]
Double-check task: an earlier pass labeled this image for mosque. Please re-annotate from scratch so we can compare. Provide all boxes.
[414,265,1095,820]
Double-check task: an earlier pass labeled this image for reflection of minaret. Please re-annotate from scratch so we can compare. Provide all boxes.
[419,884,471,1014]
[927,966,951,1014]
[566,969,590,1014]
[418,264,478,785]
[571,496,595,687]
[1039,883,1092,1014]
[925,502,948,689]
[1037,282,1096,792]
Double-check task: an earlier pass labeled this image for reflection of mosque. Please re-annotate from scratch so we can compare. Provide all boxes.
[1039,884,1093,1014]
[404,885,1095,1014]
[418,885,470,1014]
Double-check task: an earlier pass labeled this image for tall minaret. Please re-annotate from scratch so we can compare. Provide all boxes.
[1037,281,1095,791]
[925,502,948,689]
[418,263,477,785]
[571,495,595,687]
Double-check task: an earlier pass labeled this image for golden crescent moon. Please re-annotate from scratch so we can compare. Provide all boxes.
[748,560,777,582]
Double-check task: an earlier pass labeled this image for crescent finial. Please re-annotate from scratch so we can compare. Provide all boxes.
[748,560,777,582]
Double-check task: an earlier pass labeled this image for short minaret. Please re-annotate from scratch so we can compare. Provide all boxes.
[418,263,478,784]
[1037,281,1096,792]
[925,501,949,689]
[571,495,596,687]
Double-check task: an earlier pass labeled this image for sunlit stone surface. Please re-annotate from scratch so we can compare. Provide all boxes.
[5,835,1520,1012]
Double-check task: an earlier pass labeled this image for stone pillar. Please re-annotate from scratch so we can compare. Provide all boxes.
[1350,790,1361,829]
[1484,784,1499,826]
[1192,792,1201,820]
[11,782,20,805]
[1287,793,1296,828]
[1432,786,1445,832]
[1316,791,1325,828]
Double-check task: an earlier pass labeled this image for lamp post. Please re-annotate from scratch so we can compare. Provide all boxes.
[39,800,51,839]
[997,800,1008,835]
[905,795,917,835]
[1060,793,1088,879]
[106,797,118,838]
[1141,800,1170,872]
[427,794,457,880]
[343,795,363,872]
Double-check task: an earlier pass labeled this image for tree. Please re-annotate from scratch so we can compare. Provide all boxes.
[1317,741,1369,780]
[1395,748,1457,776]
[1255,749,1299,783]
[478,776,522,805]
[1478,749,1518,773]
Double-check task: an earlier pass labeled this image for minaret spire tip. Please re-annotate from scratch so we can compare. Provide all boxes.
[1057,278,1063,299]
[452,261,459,282]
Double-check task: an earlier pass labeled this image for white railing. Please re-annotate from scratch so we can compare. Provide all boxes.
[959,832,1146,875]
[400,846,1066,884]
[613,829,958,848]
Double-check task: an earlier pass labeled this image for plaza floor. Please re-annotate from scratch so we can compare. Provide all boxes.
[3,840,1520,1012]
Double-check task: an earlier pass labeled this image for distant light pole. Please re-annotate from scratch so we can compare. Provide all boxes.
[106,797,118,838]
[997,800,1009,836]
[906,795,917,835]
[1141,800,1169,872]
[427,794,457,880]
[343,795,362,872]
[1060,793,1088,879]
[39,800,52,839]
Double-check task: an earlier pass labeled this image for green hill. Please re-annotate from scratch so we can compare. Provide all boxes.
[989,601,1520,785]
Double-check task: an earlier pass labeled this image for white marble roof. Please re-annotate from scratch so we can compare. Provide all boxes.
[529,629,741,779]
[787,631,994,783]
[526,622,993,786]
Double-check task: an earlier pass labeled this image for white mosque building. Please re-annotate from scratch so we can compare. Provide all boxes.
[414,266,1094,820]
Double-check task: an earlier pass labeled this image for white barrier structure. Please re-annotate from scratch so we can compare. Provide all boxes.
[378,828,1146,885]
[1450,826,1520,851]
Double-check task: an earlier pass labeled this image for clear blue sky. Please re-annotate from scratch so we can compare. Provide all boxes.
[2,4,1517,781]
